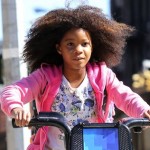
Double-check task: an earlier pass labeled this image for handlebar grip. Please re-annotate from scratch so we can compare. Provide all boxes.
[12,118,20,128]
[12,118,38,128]
[121,118,150,128]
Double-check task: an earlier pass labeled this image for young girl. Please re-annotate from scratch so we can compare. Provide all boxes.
[1,5,150,150]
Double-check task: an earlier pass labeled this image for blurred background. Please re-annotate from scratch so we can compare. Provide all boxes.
[0,0,150,150]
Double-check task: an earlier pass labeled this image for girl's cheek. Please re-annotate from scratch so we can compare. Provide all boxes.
[67,47,74,52]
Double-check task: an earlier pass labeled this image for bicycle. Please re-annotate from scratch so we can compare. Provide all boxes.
[12,112,150,150]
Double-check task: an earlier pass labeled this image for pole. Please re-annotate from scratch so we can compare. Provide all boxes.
[1,0,31,149]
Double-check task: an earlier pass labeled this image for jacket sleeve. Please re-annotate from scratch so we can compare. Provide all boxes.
[0,68,47,117]
[106,68,150,118]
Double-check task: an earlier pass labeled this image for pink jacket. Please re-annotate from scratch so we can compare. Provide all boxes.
[0,62,150,150]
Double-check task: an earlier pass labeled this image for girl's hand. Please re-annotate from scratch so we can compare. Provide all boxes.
[11,107,31,127]
[143,109,150,120]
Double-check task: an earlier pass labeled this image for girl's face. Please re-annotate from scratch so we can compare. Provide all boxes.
[56,28,92,71]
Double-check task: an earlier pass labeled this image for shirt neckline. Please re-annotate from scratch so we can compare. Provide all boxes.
[62,73,88,93]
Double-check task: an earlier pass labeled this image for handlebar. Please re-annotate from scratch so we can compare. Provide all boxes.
[119,117,150,133]
[12,112,70,132]
[12,112,71,149]
[119,117,150,127]
[12,113,150,132]
[12,112,150,150]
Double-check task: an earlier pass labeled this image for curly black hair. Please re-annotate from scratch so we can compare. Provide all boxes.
[23,5,134,72]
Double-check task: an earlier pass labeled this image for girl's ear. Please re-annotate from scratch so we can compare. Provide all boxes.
[56,44,61,54]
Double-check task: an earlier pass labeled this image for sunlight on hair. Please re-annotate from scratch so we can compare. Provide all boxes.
[65,0,89,8]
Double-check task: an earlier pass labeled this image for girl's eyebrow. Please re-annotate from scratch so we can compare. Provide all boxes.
[64,38,90,42]
[64,38,74,41]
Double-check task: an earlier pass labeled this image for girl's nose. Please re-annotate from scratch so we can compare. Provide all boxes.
[74,45,83,54]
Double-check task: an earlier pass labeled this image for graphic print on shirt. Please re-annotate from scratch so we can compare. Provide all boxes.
[51,75,98,128]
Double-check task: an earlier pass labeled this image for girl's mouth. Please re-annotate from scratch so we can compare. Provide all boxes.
[74,57,84,61]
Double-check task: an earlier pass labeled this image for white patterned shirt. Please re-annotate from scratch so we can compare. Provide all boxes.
[45,74,98,150]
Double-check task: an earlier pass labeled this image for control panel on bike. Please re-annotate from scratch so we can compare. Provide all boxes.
[70,122,133,150]
[83,127,119,150]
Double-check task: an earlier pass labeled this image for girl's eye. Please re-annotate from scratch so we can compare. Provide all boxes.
[82,42,90,47]
[67,42,74,47]
[66,42,75,50]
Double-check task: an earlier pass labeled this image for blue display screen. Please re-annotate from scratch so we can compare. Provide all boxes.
[83,127,119,150]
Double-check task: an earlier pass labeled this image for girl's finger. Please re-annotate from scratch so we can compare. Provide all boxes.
[14,112,21,126]
[16,111,23,126]
[14,111,19,120]
[21,112,26,126]
[21,111,31,126]
[26,112,31,123]
[15,116,21,126]
[143,111,150,120]
[18,110,23,121]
